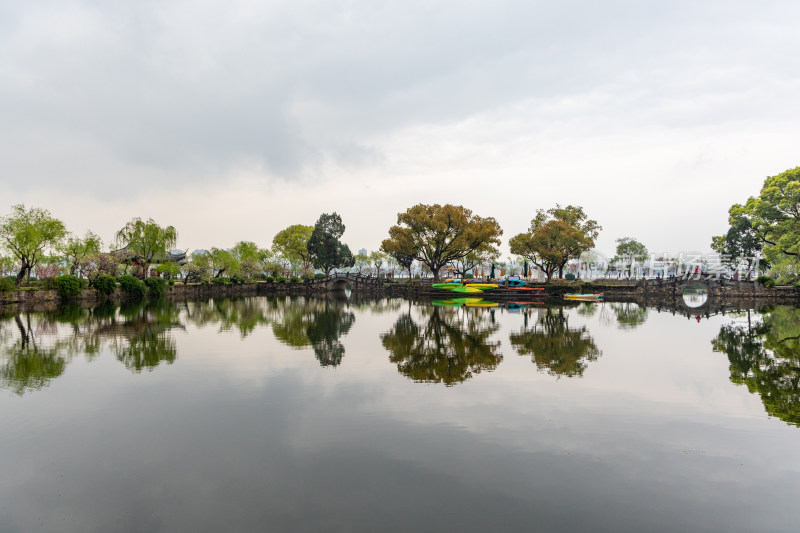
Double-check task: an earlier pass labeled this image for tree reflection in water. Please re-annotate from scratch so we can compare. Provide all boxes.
[509,307,601,378]
[268,296,355,367]
[381,305,502,386]
[712,307,800,427]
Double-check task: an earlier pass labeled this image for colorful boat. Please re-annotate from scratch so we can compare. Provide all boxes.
[450,286,483,294]
[463,283,498,290]
[564,293,603,301]
[432,282,462,289]
[507,279,526,287]
[508,287,544,291]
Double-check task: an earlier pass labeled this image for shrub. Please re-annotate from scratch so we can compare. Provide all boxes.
[230,274,245,284]
[118,275,146,297]
[265,276,274,283]
[41,277,60,290]
[757,275,776,288]
[0,277,15,292]
[94,274,118,296]
[565,273,576,280]
[212,277,231,285]
[56,275,83,299]
[145,276,168,296]
[290,276,300,283]
[315,273,326,280]
[168,279,175,286]
[276,276,287,283]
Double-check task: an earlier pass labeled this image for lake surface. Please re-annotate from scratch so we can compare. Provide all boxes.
[1,296,798,532]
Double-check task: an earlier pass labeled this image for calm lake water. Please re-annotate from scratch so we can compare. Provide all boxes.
[1,296,798,533]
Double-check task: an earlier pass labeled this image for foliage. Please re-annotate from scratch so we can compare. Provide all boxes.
[94,274,118,295]
[0,204,68,285]
[232,241,268,280]
[78,253,121,285]
[0,277,15,292]
[307,213,355,276]
[612,237,648,272]
[564,273,576,280]
[276,276,287,283]
[272,225,314,273]
[510,205,600,281]
[714,167,800,280]
[265,276,274,283]
[155,262,181,279]
[369,251,387,275]
[209,248,239,278]
[212,277,231,285]
[381,204,502,282]
[55,275,83,298]
[756,276,776,288]
[62,231,102,276]
[118,275,146,297]
[353,253,370,274]
[315,273,325,280]
[144,277,168,296]
[115,217,178,277]
[181,262,206,284]
[290,276,300,283]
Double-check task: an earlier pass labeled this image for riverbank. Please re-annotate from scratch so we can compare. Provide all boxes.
[2,277,799,307]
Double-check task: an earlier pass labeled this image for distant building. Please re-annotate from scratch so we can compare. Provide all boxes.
[358,248,368,256]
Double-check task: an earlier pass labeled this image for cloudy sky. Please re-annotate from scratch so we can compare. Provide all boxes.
[2,0,799,257]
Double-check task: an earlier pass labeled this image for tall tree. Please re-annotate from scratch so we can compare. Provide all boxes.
[306,213,355,276]
[381,204,502,282]
[611,237,648,276]
[272,225,314,273]
[711,167,800,277]
[62,231,102,276]
[115,218,177,278]
[0,205,68,285]
[509,205,600,281]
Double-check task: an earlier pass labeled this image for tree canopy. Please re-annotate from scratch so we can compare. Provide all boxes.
[611,237,648,274]
[0,204,68,285]
[712,166,800,278]
[509,205,600,281]
[306,213,354,276]
[115,217,177,277]
[381,204,502,282]
[272,225,314,274]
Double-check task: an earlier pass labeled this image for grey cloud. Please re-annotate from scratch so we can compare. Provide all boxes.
[1,0,799,195]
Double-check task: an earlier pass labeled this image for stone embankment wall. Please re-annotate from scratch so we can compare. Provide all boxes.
[3,278,800,307]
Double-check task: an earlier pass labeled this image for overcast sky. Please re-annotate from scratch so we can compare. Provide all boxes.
[2,0,799,258]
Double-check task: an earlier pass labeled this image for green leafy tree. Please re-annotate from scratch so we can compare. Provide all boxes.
[386,249,415,280]
[381,204,502,282]
[369,250,387,276]
[0,204,68,285]
[611,237,648,276]
[272,225,314,274]
[713,167,800,279]
[61,231,102,276]
[353,253,370,274]
[509,205,600,281]
[209,248,239,278]
[115,218,177,278]
[307,213,355,276]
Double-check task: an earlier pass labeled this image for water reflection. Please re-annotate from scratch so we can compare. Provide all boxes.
[381,305,502,385]
[509,307,601,378]
[267,297,355,367]
[712,307,800,427]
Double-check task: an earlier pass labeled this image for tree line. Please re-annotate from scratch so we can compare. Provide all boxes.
[0,202,615,288]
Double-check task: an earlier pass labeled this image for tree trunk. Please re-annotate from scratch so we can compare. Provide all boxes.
[16,265,27,286]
